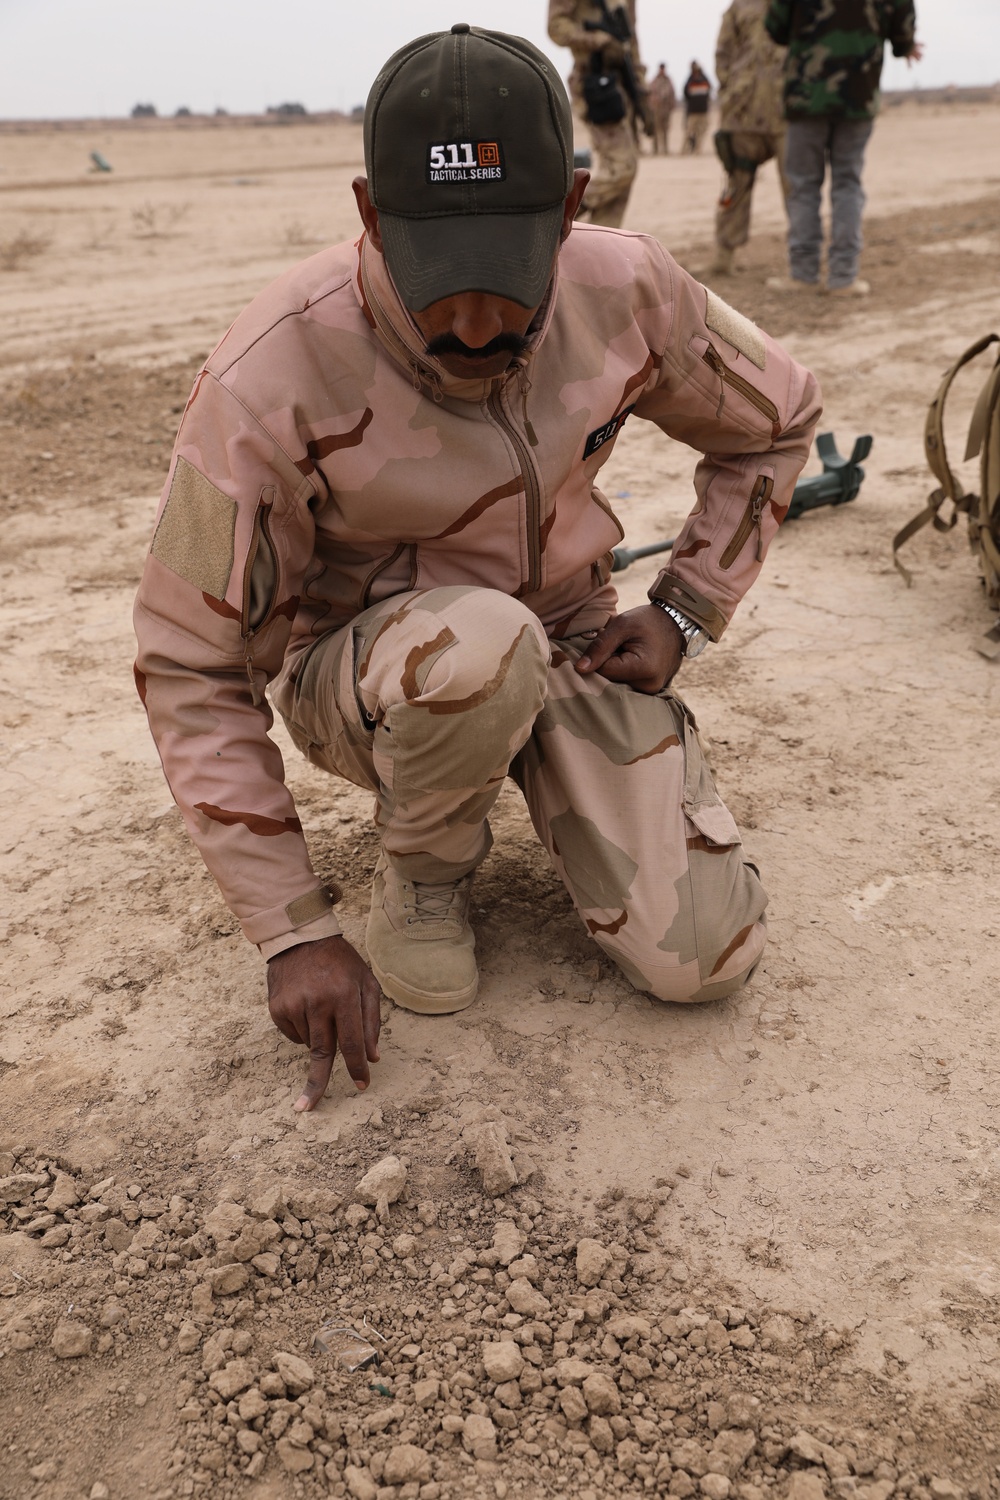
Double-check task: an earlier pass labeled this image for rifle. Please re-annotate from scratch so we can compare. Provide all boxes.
[583,2,652,132]
[611,432,872,572]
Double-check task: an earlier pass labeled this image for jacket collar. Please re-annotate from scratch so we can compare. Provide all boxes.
[356,234,557,402]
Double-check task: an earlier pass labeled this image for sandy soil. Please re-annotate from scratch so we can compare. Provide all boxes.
[1,105,1000,1500]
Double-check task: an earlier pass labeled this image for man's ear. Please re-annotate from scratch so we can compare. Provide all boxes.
[352,176,384,251]
[561,168,591,236]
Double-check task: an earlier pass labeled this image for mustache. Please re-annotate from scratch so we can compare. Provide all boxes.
[424,330,530,361]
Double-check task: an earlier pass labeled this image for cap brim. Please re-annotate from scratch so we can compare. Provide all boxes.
[378,205,564,312]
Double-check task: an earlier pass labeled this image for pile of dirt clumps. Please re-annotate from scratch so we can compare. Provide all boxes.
[0,1124,989,1500]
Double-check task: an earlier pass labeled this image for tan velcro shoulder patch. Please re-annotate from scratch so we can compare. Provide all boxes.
[150,456,237,601]
[704,287,766,371]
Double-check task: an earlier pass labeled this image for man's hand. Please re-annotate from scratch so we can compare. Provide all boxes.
[575,604,685,693]
[906,41,925,65]
[267,935,381,1112]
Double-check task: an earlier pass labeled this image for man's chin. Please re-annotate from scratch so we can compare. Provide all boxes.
[436,352,515,380]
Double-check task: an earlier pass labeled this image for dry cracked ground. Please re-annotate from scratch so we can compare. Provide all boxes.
[1,104,1000,1500]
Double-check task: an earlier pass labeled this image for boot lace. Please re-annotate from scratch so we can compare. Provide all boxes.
[403,876,471,925]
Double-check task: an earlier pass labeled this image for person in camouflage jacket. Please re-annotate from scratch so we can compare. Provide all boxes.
[764,0,921,292]
[134,25,821,1110]
[711,0,789,276]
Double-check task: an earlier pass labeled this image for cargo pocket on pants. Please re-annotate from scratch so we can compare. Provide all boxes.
[678,702,768,984]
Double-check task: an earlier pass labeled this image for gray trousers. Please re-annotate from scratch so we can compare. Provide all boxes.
[784,117,874,288]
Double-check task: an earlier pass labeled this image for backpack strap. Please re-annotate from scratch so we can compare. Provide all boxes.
[893,333,1000,584]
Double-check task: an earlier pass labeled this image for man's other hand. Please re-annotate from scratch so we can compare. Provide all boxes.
[575,604,685,693]
[267,935,381,1112]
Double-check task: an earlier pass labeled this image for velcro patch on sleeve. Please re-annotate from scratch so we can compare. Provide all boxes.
[285,886,341,927]
[704,288,766,371]
[150,456,237,601]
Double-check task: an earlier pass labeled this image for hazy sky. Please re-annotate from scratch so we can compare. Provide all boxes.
[0,0,996,120]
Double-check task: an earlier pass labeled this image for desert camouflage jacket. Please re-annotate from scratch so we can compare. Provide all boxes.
[765,0,917,119]
[133,226,821,958]
[717,0,788,134]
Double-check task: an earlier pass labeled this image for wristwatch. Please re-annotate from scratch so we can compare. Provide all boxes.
[650,599,710,659]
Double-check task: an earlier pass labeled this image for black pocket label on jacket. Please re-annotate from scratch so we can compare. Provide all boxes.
[583,404,635,459]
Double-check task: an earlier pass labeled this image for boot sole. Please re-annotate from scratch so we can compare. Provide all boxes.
[370,957,479,1016]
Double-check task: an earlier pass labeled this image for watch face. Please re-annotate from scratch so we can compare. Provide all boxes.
[685,630,709,659]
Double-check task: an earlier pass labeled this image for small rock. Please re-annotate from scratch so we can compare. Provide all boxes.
[463,1412,498,1461]
[248,1183,286,1220]
[416,1200,438,1226]
[507,1253,540,1283]
[252,1251,280,1277]
[237,1430,261,1456]
[45,1173,80,1213]
[90,1486,110,1500]
[276,1438,314,1474]
[210,1359,254,1400]
[203,1263,249,1296]
[582,1371,621,1416]
[176,1321,201,1355]
[273,1350,315,1396]
[787,1475,828,1500]
[354,1155,407,1221]
[702,1480,731,1500]
[760,1313,797,1349]
[239,1388,269,1422]
[30,1461,59,1481]
[605,1314,651,1341]
[506,1277,550,1317]
[392,1232,418,1258]
[589,1415,615,1454]
[576,1237,612,1288]
[790,1432,850,1480]
[39,1226,71,1249]
[559,1386,589,1424]
[555,1357,592,1386]
[928,1484,963,1500]
[99,1302,125,1329]
[671,1477,697,1499]
[492,1220,525,1266]
[344,1466,378,1500]
[204,1200,247,1243]
[103,1219,133,1254]
[482,1340,524,1383]
[709,1429,757,1478]
[469,1120,518,1196]
[383,1444,432,1485]
[413,1377,440,1407]
[0,1172,49,1204]
[51,1318,92,1359]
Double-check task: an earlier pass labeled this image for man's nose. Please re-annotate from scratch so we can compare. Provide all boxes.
[448,295,505,351]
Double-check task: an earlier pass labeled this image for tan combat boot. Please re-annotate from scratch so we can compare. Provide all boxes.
[366,853,478,1014]
[709,245,735,276]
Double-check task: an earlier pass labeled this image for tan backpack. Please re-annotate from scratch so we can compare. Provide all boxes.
[894,333,1000,659]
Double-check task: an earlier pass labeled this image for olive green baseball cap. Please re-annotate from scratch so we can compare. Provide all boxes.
[364,24,575,312]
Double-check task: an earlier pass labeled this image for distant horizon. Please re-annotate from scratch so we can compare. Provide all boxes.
[1,79,997,128]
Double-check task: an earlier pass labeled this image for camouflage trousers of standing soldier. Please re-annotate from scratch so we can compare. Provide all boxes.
[716,130,787,252]
[582,113,639,228]
[275,586,768,1004]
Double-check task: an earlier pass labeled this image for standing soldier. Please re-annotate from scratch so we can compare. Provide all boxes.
[711,0,788,277]
[648,63,676,154]
[765,0,922,295]
[682,61,712,154]
[548,0,652,227]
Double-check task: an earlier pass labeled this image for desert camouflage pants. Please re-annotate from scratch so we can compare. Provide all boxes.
[684,112,710,155]
[716,130,788,251]
[582,114,639,228]
[276,587,767,1004]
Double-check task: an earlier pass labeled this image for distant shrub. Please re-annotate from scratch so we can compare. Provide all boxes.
[267,102,308,117]
[175,106,192,118]
[0,230,50,271]
[131,103,157,118]
[131,201,191,238]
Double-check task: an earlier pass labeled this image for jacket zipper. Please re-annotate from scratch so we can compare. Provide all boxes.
[487,387,544,595]
[720,475,773,570]
[703,344,780,425]
[242,499,279,706]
